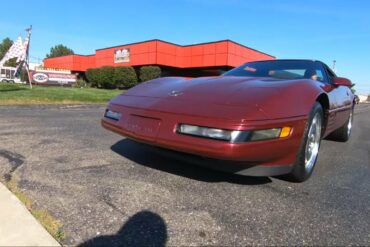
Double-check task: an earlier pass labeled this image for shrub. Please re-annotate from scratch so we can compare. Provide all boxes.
[86,66,139,89]
[73,79,88,88]
[114,66,138,88]
[139,66,161,82]
[99,66,115,89]
[86,67,115,89]
[86,68,99,87]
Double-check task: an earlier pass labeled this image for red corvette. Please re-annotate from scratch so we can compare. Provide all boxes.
[102,60,354,182]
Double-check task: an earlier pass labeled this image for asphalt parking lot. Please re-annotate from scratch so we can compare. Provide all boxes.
[0,104,370,246]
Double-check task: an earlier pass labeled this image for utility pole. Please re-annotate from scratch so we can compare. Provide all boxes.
[25,25,32,89]
[332,60,336,73]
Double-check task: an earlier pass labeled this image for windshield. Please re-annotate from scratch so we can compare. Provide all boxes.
[223,60,326,82]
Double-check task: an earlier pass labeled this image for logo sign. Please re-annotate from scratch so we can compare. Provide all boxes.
[32,73,49,83]
[30,71,76,86]
[114,48,130,63]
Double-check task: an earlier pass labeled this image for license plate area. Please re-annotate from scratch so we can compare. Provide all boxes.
[124,115,161,139]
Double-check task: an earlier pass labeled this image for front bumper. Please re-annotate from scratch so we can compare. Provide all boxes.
[102,104,307,176]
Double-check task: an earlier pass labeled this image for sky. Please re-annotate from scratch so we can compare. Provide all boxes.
[1,0,369,94]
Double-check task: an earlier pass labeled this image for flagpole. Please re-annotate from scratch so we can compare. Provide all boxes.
[25,25,32,89]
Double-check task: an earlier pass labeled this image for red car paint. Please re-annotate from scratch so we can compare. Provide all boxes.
[102,60,354,176]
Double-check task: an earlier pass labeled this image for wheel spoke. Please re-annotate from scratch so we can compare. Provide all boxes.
[347,111,353,136]
[305,112,322,172]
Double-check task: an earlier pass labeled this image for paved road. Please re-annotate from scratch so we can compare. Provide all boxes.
[0,104,369,246]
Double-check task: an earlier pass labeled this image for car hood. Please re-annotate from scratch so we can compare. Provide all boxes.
[110,76,313,120]
[124,76,286,102]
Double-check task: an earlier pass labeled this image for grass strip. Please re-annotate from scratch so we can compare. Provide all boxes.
[0,84,123,104]
[4,178,65,243]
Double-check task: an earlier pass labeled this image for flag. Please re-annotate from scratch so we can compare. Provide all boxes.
[0,37,25,66]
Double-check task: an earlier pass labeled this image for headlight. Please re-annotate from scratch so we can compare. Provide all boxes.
[104,109,121,121]
[178,124,291,142]
[249,128,281,141]
[178,124,241,142]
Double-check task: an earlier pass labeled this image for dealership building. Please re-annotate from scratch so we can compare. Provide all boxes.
[43,39,275,77]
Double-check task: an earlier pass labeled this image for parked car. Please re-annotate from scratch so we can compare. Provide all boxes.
[354,95,360,104]
[102,59,354,182]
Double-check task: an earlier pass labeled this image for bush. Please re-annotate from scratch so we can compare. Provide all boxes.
[99,66,115,89]
[86,66,139,89]
[114,66,138,88]
[86,68,99,87]
[73,79,88,88]
[86,67,114,89]
[139,66,161,82]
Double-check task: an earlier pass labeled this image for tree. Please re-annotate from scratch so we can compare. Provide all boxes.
[46,44,74,58]
[114,66,138,88]
[20,69,29,83]
[0,37,13,61]
[4,57,17,67]
[139,66,161,82]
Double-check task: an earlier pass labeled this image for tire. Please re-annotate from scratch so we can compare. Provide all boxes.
[286,102,324,182]
[1,79,8,83]
[327,108,353,142]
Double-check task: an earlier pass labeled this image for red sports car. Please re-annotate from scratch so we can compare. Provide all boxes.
[102,60,354,182]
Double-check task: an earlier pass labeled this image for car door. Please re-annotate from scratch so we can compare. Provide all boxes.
[323,64,352,131]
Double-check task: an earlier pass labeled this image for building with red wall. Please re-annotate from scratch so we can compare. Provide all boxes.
[44,39,275,77]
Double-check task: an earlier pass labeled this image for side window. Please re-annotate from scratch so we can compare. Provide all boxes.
[324,65,338,84]
[316,62,335,84]
[315,69,325,82]
[313,62,329,83]
[326,67,335,78]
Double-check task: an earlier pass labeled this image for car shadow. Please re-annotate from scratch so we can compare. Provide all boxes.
[78,210,167,247]
[111,139,272,185]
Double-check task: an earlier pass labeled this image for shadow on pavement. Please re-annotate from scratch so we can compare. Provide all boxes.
[111,139,271,185]
[79,210,167,247]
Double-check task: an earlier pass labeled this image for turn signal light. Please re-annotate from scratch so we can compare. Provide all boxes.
[279,127,292,138]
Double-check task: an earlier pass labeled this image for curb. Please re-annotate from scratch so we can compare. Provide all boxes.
[0,182,60,246]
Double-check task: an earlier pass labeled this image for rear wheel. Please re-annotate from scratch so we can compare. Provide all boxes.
[327,108,353,142]
[286,102,323,182]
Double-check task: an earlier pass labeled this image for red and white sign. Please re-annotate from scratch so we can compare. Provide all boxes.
[30,71,76,86]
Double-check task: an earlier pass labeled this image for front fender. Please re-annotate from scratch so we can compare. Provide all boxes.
[254,80,326,119]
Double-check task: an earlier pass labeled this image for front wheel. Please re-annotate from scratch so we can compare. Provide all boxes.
[286,102,323,182]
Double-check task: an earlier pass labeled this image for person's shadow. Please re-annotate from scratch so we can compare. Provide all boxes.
[79,210,167,247]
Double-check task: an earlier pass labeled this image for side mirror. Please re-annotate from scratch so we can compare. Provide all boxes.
[333,77,353,87]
